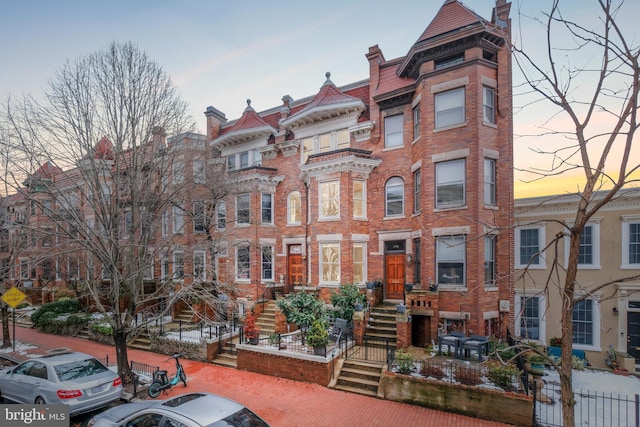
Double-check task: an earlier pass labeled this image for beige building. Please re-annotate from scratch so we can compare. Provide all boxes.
[514,190,640,369]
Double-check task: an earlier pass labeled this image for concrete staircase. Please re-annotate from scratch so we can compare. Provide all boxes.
[255,300,277,334]
[332,359,383,397]
[174,307,195,324]
[128,329,152,351]
[212,338,239,368]
[365,305,397,347]
[75,324,90,340]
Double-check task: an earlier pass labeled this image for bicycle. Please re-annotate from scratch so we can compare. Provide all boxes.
[148,353,187,398]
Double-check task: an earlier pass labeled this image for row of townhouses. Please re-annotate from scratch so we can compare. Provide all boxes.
[1,0,637,369]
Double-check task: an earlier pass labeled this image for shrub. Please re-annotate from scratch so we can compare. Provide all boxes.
[487,362,521,389]
[491,341,516,362]
[306,319,329,347]
[330,284,366,321]
[571,355,586,370]
[91,323,113,335]
[31,298,82,327]
[395,350,415,375]
[454,365,482,386]
[276,291,327,331]
[33,311,59,328]
[243,314,260,340]
[16,302,30,309]
[420,362,445,379]
[549,337,562,347]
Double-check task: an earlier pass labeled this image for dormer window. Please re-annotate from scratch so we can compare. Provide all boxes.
[301,129,350,163]
[227,150,262,171]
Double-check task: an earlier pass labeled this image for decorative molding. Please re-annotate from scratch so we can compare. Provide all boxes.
[260,145,279,160]
[278,140,299,157]
[299,155,381,181]
[350,121,375,143]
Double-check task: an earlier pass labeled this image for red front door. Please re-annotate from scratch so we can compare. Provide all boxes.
[385,254,405,299]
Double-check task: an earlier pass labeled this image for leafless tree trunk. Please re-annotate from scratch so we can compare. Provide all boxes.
[513,1,640,425]
[0,41,197,378]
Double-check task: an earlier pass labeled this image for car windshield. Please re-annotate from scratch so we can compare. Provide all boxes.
[208,408,270,427]
[54,358,108,381]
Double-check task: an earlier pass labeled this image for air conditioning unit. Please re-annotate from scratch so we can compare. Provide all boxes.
[499,300,510,312]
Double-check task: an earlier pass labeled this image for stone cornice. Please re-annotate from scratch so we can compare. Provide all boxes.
[350,121,375,143]
[299,155,381,182]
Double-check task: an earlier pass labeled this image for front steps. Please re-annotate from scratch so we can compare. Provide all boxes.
[365,305,397,348]
[255,300,277,334]
[332,359,383,397]
[212,338,239,368]
[128,330,152,351]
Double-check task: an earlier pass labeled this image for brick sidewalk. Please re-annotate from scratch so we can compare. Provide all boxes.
[5,326,513,427]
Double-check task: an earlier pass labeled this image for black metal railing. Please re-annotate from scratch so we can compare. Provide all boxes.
[130,360,160,378]
[534,381,639,427]
[347,336,393,364]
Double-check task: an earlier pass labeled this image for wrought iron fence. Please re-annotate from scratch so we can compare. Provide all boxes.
[534,381,639,427]
[347,336,393,364]
[130,360,160,378]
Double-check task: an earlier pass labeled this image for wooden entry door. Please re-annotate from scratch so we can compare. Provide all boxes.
[288,245,304,288]
[385,254,405,299]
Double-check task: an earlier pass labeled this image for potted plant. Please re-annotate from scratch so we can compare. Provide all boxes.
[243,313,260,344]
[526,354,546,375]
[306,319,329,356]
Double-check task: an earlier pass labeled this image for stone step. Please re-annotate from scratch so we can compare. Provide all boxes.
[337,375,380,392]
[333,383,378,397]
[341,360,384,374]
[212,353,237,368]
[340,366,382,382]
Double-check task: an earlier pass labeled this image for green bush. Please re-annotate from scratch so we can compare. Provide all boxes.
[91,323,113,335]
[31,299,82,328]
[487,362,521,388]
[395,350,415,374]
[330,284,366,321]
[491,340,516,362]
[16,302,30,309]
[276,291,327,331]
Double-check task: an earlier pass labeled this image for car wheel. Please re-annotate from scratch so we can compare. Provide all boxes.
[148,381,162,398]
[35,397,46,405]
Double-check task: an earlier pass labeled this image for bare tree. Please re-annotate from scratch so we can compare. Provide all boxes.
[0,41,197,378]
[513,1,640,425]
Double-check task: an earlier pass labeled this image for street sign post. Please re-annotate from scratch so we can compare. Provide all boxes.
[1,287,27,353]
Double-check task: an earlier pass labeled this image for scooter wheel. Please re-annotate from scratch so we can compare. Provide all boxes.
[148,381,163,398]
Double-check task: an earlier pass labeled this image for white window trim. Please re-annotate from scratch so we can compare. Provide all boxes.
[261,245,275,282]
[319,242,341,286]
[384,114,404,149]
[353,242,367,285]
[235,244,251,282]
[261,193,274,225]
[172,205,184,235]
[621,216,640,269]
[435,158,466,210]
[194,250,206,282]
[572,296,602,352]
[514,292,547,345]
[172,250,184,281]
[435,234,466,287]
[287,192,302,226]
[564,221,601,269]
[434,86,466,130]
[353,180,367,220]
[318,180,340,221]
[515,225,546,269]
[236,194,250,226]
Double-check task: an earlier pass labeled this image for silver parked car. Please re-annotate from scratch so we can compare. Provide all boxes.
[0,351,123,416]
[88,392,270,427]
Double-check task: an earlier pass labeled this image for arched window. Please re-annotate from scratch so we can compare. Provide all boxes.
[287,191,301,225]
[385,177,404,216]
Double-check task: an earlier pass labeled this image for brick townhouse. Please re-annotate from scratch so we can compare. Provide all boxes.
[205,0,514,345]
[1,0,515,347]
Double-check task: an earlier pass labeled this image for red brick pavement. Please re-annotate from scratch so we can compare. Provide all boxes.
[5,326,513,427]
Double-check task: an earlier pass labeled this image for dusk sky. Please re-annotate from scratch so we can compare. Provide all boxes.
[1,0,639,198]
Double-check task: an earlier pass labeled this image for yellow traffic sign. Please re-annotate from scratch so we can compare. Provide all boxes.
[1,286,27,308]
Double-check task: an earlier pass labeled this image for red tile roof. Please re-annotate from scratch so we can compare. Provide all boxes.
[226,100,274,133]
[417,0,486,43]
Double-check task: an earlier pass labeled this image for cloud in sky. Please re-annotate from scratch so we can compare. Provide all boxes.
[1,0,639,198]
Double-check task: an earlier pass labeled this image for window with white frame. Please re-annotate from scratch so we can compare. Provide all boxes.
[565,223,600,269]
[384,114,403,148]
[413,169,421,214]
[516,294,545,342]
[261,246,274,281]
[172,204,184,234]
[161,211,169,236]
[484,158,496,206]
[236,244,250,280]
[301,129,350,163]
[193,160,205,184]
[236,194,250,225]
[227,150,262,171]
[353,243,366,284]
[385,177,404,216]
[319,181,339,219]
[194,250,205,281]
[261,193,273,224]
[217,202,226,229]
[436,159,465,208]
[143,253,153,281]
[173,250,184,280]
[436,235,465,285]
[160,253,169,280]
[413,104,421,139]
[287,192,301,225]
[573,298,600,349]
[483,86,496,124]
[173,160,184,185]
[320,243,340,283]
[484,235,496,286]
[622,218,640,268]
[435,87,465,128]
[20,259,29,279]
[353,180,366,218]
[193,201,206,233]
[516,226,545,268]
